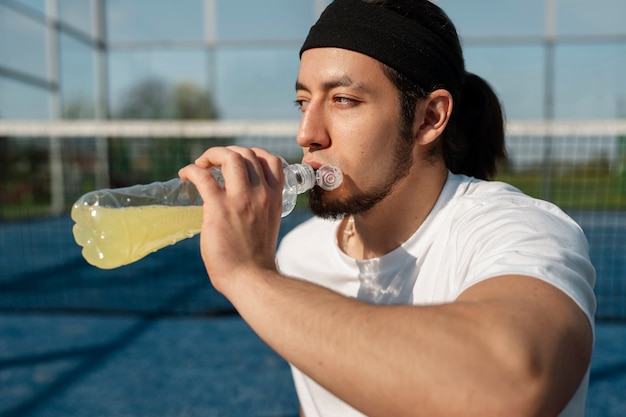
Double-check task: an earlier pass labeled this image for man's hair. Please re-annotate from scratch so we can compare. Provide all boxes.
[368,0,507,179]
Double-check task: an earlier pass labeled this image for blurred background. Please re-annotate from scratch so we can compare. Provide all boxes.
[0,1,625,416]
[2,0,626,213]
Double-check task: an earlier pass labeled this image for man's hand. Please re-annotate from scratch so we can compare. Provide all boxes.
[178,146,285,294]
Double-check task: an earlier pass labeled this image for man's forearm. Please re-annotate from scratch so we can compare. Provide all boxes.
[222,271,591,417]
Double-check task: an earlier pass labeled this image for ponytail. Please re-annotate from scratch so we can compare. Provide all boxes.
[443,72,507,180]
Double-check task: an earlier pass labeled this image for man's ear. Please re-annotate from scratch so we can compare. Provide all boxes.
[414,89,453,145]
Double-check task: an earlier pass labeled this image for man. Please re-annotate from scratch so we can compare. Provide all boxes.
[179,1,596,416]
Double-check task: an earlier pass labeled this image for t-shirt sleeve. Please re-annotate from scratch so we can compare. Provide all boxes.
[456,203,596,324]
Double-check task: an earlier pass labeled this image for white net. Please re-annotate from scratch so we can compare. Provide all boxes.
[0,119,624,319]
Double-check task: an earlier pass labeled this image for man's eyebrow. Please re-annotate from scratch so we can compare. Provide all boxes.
[295,80,308,91]
[295,76,374,94]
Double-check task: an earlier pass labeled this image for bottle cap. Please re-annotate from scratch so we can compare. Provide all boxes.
[316,165,343,191]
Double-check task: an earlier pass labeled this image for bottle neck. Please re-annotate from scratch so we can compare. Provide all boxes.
[288,164,317,194]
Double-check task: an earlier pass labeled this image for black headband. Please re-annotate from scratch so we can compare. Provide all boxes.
[300,0,463,97]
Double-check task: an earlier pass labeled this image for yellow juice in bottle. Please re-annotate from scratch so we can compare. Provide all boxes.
[71,204,203,269]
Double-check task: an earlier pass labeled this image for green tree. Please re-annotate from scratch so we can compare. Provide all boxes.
[111,78,224,184]
[172,81,219,120]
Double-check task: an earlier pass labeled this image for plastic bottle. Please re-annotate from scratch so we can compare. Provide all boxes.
[71,161,342,270]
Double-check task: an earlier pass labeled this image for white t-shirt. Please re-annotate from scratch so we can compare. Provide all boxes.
[276,172,596,417]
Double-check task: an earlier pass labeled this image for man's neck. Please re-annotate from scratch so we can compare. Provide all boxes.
[342,163,448,260]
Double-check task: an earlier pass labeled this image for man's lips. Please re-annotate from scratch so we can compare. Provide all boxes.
[302,159,322,170]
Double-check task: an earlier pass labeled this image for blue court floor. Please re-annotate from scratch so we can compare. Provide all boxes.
[0,314,298,417]
[0,313,624,417]
[1,213,625,416]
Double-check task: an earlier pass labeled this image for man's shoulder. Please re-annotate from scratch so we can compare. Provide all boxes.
[448,173,563,216]
[443,173,583,237]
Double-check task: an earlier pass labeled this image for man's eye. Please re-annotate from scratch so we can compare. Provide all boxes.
[334,96,357,106]
[294,99,308,111]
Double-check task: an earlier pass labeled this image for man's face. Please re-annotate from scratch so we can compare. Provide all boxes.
[295,48,415,219]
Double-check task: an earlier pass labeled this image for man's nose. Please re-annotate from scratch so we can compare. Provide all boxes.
[296,101,330,150]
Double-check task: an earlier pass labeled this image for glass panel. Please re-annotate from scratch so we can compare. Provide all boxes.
[215,47,301,120]
[12,0,45,14]
[555,44,625,119]
[464,45,545,120]
[557,0,626,36]
[106,0,203,42]
[108,49,210,118]
[216,0,313,42]
[439,0,545,38]
[59,32,95,118]
[59,0,94,37]
[620,44,626,119]
[0,4,47,79]
[0,78,50,119]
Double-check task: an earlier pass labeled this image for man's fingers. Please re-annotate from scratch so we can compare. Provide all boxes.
[178,164,222,198]
[191,146,284,191]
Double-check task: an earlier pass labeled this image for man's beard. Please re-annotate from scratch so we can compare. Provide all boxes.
[308,131,415,220]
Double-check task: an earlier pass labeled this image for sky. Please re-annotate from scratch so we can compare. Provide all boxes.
[1,0,626,122]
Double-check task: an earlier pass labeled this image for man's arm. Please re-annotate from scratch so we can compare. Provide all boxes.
[227,270,591,417]
[179,147,592,417]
